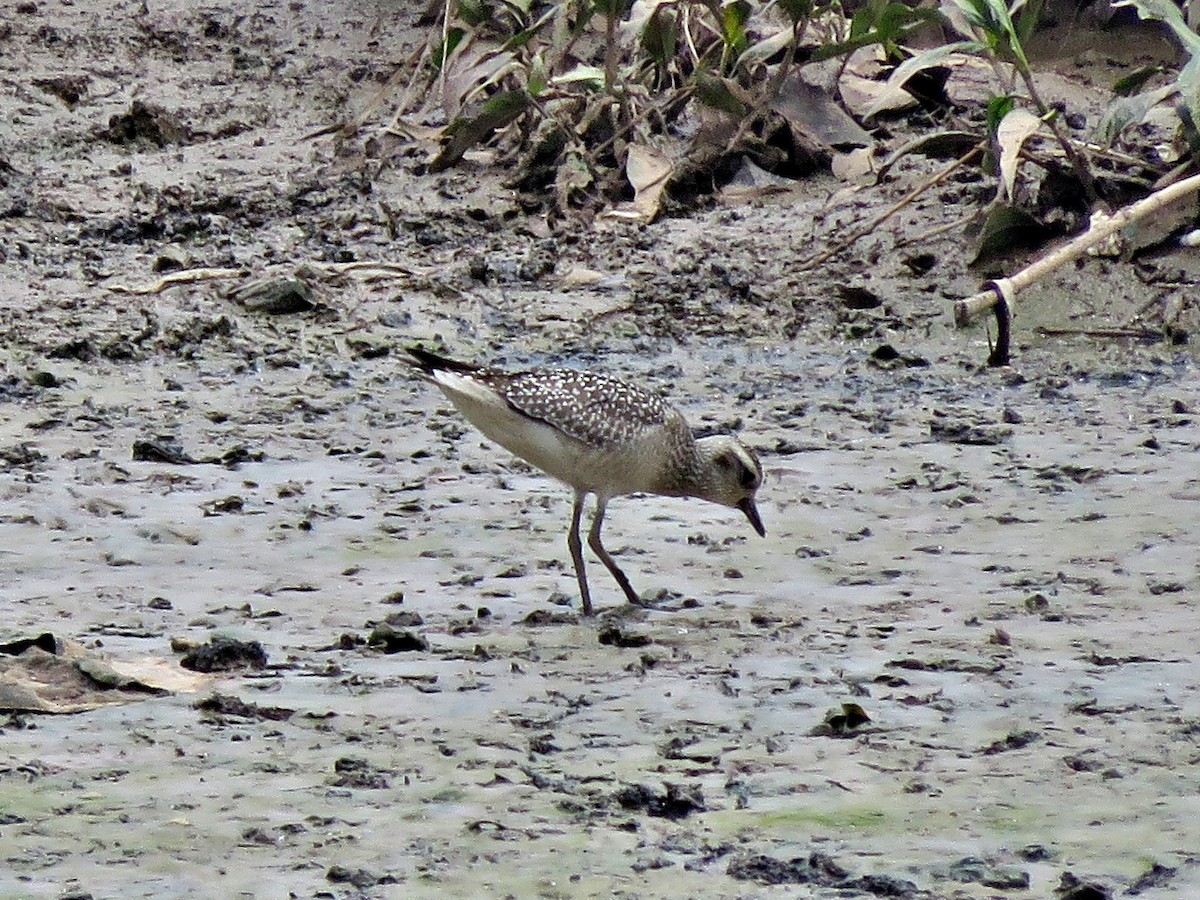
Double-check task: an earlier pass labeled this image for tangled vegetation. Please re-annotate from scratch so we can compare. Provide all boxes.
[362,0,1200,284]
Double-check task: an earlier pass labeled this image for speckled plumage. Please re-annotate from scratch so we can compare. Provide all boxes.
[407,346,765,615]
[500,368,672,450]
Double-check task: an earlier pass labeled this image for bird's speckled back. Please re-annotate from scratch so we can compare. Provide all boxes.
[483,368,676,451]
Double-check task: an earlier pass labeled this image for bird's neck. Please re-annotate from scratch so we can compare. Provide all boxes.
[652,438,712,499]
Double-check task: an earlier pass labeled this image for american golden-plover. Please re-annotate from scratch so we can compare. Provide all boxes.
[407,346,765,615]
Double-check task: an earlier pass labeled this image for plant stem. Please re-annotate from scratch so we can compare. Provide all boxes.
[605,8,618,92]
[721,17,805,155]
[1019,68,1098,204]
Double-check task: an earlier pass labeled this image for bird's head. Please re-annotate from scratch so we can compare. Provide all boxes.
[695,436,765,537]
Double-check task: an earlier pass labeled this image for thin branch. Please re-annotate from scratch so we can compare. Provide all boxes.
[892,206,981,248]
[107,268,246,295]
[604,4,619,92]
[797,145,984,271]
[954,171,1200,325]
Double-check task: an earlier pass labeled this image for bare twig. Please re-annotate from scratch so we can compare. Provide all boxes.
[954,171,1200,327]
[108,268,246,295]
[797,145,984,270]
[586,84,695,165]
[1034,326,1160,339]
[1018,70,1098,204]
[604,6,619,92]
[722,18,805,155]
[892,206,981,248]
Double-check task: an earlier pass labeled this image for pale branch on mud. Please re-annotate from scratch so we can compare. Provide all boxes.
[308,261,431,278]
[954,171,1200,325]
[954,171,1200,365]
[108,262,439,303]
[107,267,247,295]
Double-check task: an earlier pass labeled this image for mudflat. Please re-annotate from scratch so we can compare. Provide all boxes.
[2,3,1198,897]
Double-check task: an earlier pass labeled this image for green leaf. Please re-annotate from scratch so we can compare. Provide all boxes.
[501,2,560,52]
[593,0,633,18]
[431,27,466,72]
[815,7,954,62]
[528,51,548,96]
[986,95,1015,136]
[721,1,752,56]
[778,0,815,24]
[456,0,491,28]
[1012,0,1044,49]
[640,5,678,68]
[950,0,988,32]
[849,3,876,39]
[972,204,1049,263]
[876,2,948,51]
[430,90,531,173]
[950,0,1030,70]
[1112,66,1166,97]
[695,73,748,117]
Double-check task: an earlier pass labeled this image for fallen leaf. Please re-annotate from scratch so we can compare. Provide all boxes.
[996,107,1043,202]
[772,73,872,153]
[831,147,876,184]
[601,144,673,224]
[840,72,918,120]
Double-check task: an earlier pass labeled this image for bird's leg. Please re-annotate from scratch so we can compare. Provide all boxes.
[588,498,640,605]
[568,492,594,616]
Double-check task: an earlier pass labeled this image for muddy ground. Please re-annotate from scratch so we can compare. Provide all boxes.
[3,2,1200,898]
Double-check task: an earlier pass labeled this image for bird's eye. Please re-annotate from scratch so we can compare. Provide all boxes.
[738,464,758,489]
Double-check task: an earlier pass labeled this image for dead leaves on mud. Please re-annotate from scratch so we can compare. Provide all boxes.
[372,0,1196,255]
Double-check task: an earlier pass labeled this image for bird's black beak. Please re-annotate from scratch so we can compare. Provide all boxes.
[738,498,766,537]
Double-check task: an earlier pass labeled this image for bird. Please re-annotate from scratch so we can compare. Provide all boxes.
[406,346,765,616]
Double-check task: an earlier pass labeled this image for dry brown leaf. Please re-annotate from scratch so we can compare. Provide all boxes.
[772,74,873,153]
[840,72,918,120]
[440,41,518,120]
[601,144,673,224]
[831,147,877,185]
[719,157,797,204]
[997,108,1043,202]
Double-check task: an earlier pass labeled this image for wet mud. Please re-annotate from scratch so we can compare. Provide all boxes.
[3,2,1200,898]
